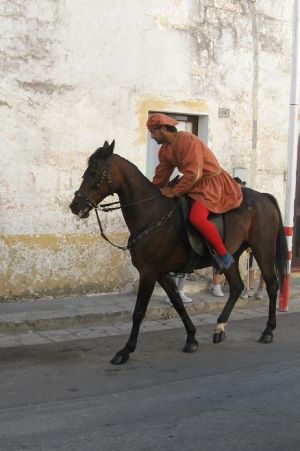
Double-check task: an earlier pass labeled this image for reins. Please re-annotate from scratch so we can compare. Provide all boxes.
[75,153,180,251]
[99,195,162,212]
[94,198,180,251]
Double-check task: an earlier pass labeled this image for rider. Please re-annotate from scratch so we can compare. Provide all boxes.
[147,113,243,269]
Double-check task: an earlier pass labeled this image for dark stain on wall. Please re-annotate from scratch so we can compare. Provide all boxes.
[17,80,74,95]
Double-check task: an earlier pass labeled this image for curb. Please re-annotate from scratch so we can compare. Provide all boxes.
[0,296,265,334]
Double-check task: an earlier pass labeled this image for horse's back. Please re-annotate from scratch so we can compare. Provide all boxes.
[223,187,281,252]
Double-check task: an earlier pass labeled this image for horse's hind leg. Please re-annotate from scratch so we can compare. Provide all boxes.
[158,274,198,353]
[111,270,157,365]
[213,261,244,343]
[255,259,279,344]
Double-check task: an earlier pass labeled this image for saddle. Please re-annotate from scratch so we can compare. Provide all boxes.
[167,176,226,273]
[178,196,225,273]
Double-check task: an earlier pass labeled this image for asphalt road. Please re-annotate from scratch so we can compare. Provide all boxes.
[0,313,299,451]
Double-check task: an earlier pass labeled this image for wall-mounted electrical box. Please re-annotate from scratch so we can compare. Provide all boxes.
[233,167,248,185]
[218,108,230,118]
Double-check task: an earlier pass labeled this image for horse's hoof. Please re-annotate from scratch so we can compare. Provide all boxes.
[258,333,273,344]
[183,340,199,353]
[110,353,129,365]
[213,331,225,344]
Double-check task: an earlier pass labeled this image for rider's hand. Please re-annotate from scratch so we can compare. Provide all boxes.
[160,187,176,198]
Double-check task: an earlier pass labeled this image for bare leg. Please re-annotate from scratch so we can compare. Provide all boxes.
[248,269,255,291]
[211,269,224,297]
[259,274,265,288]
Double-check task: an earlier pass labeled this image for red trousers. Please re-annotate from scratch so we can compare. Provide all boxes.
[189,200,227,256]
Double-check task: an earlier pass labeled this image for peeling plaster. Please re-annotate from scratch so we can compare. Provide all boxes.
[0,100,11,108]
[17,80,74,94]
[0,0,293,299]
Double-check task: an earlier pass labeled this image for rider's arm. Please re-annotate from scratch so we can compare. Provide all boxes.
[172,135,203,197]
[152,145,174,188]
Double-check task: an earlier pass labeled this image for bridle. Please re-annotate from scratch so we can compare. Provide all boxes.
[74,155,113,205]
[73,156,180,251]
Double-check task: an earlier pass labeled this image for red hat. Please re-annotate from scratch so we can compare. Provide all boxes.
[147,113,179,130]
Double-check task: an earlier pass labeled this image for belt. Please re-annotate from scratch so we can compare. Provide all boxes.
[201,169,222,180]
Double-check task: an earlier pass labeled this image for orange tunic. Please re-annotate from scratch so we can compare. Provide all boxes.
[152,131,243,214]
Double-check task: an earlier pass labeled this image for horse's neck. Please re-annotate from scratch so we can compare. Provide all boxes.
[114,155,172,233]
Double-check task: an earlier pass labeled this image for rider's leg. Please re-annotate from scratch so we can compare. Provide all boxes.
[189,200,234,268]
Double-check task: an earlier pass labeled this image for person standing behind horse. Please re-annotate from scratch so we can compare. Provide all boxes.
[147,113,243,269]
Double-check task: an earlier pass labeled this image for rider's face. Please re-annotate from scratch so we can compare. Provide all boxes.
[149,127,166,144]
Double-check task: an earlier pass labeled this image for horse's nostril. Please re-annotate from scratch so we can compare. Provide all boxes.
[70,200,78,211]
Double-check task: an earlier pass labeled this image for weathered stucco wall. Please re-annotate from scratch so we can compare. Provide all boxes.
[0,0,293,299]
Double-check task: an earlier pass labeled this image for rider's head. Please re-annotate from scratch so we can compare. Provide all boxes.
[147,113,178,144]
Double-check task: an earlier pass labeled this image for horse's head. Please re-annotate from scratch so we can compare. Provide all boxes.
[70,140,115,218]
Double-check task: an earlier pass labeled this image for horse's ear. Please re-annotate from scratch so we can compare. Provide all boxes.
[100,139,115,158]
[109,140,115,153]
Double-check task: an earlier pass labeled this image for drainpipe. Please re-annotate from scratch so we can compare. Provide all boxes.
[279,0,300,312]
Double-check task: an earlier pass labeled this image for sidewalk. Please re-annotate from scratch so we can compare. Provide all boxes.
[0,275,299,348]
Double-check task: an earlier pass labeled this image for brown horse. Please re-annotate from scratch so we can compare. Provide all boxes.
[70,141,287,365]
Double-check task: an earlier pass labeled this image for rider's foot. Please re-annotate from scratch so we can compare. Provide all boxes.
[220,252,234,269]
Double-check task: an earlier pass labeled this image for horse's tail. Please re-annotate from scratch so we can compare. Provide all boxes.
[263,193,288,288]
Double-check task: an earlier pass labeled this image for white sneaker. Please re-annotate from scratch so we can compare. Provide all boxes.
[240,288,254,299]
[211,286,224,297]
[240,288,248,299]
[165,291,192,305]
[255,288,264,300]
[179,291,192,303]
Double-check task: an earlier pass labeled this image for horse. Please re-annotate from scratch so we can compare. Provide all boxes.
[70,140,287,365]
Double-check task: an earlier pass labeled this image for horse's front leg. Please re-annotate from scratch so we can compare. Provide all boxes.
[111,270,157,365]
[158,274,198,353]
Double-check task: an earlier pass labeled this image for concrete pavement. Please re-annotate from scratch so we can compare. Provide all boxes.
[0,274,299,348]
